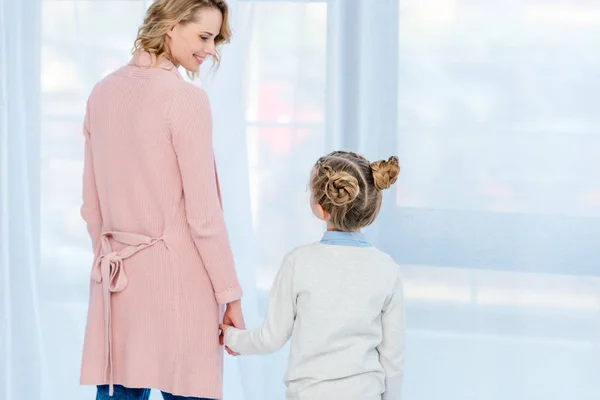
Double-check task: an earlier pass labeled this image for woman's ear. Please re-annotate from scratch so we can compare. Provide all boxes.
[166,25,176,38]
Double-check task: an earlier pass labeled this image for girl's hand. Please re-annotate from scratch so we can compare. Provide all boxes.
[219,324,239,356]
[219,323,232,334]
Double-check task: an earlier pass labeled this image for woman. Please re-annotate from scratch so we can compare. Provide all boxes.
[79,1,244,399]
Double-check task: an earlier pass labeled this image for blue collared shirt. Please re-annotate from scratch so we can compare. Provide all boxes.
[319,231,372,247]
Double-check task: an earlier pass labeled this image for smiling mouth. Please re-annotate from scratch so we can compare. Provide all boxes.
[194,54,205,64]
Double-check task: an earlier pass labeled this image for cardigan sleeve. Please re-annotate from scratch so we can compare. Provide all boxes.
[167,86,242,304]
[80,99,103,259]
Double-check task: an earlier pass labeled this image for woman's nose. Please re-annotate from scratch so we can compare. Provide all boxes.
[204,43,216,56]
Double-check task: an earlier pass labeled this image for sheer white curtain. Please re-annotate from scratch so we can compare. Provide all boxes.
[202,3,265,399]
[3,0,600,399]
[0,0,45,399]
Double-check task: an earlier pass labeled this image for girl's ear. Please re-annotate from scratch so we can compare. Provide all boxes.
[313,202,329,221]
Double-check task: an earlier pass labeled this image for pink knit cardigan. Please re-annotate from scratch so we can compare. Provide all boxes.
[79,51,242,398]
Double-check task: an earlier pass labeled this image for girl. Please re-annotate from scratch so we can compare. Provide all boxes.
[220,151,405,400]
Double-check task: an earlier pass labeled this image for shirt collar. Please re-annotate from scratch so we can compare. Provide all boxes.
[320,231,372,247]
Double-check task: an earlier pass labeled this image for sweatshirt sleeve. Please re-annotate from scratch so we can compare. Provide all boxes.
[378,270,406,400]
[224,256,296,354]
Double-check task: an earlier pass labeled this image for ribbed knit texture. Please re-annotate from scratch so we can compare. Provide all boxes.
[80,51,242,399]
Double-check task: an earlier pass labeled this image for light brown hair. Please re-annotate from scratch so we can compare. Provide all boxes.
[133,0,231,71]
[310,151,400,231]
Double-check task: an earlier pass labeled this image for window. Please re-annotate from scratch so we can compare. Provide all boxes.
[397,0,600,218]
[239,1,328,287]
[390,0,600,275]
[394,2,600,398]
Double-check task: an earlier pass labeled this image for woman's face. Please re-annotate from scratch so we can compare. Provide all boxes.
[166,7,222,72]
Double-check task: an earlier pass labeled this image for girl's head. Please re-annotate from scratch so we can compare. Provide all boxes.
[133,0,231,74]
[310,151,400,231]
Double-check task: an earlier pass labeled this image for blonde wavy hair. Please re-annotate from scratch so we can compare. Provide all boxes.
[310,151,401,231]
[133,0,231,73]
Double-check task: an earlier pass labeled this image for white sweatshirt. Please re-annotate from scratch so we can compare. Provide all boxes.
[224,235,405,400]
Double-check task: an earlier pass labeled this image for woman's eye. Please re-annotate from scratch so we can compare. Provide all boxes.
[200,36,209,41]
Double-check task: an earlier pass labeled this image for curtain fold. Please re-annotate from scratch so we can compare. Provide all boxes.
[0,0,45,399]
[202,1,266,399]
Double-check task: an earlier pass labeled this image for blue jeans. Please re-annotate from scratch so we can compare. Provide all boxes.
[96,385,215,400]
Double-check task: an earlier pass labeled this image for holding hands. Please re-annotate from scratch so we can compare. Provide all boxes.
[220,299,244,356]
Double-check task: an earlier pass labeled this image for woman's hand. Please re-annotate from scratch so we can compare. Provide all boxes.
[224,299,245,329]
[220,300,245,356]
